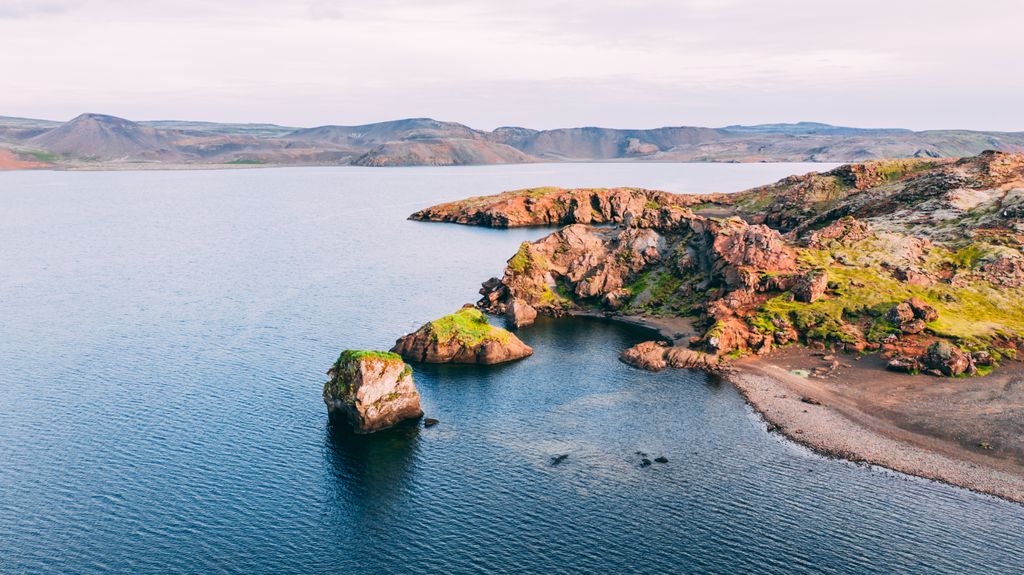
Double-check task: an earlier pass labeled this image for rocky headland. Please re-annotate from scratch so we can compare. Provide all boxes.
[392,307,533,364]
[324,350,424,433]
[413,151,1024,501]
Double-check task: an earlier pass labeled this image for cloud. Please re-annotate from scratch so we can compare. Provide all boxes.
[0,0,1022,130]
[0,0,82,18]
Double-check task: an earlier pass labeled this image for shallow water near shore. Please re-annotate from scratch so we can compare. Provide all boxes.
[2,163,1023,574]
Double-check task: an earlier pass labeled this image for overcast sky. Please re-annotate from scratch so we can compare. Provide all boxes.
[1,0,1021,130]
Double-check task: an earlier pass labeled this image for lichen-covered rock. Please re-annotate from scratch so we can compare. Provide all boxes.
[392,308,533,364]
[323,350,423,433]
[793,269,828,303]
[924,341,975,376]
[907,297,939,322]
[886,302,915,324]
[886,356,921,373]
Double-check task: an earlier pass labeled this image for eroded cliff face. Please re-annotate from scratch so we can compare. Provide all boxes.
[409,187,731,228]
[421,151,1024,375]
[324,351,423,433]
[392,307,533,364]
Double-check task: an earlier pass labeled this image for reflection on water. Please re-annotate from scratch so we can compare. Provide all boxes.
[324,414,421,506]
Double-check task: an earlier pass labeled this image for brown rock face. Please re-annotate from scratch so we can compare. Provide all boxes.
[410,187,730,228]
[907,297,939,322]
[886,302,915,324]
[793,269,828,303]
[323,351,423,434]
[391,308,533,364]
[925,341,975,376]
[506,298,538,328]
[620,341,718,372]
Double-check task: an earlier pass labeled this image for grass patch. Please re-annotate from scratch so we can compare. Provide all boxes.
[226,158,266,165]
[27,150,60,162]
[429,308,510,345]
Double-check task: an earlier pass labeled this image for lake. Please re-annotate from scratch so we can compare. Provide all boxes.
[1,163,1022,574]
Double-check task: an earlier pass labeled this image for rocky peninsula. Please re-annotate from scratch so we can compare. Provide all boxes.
[324,350,423,433]
[413,151,1024,501]
[392,307,533,364]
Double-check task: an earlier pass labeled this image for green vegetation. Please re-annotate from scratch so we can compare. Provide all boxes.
[336,349,404,365]
[27,150,60,163]
[429,307,510,345]
[325,350,407,398]
[226,158,266,165]
[509,242,546,273]
[953,245,986,270]
[644,200,661,210]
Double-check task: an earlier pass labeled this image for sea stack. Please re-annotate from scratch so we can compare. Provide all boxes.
[323,350,423,433]
[392,307,533,364]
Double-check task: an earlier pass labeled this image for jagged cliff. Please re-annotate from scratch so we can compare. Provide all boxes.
[416,151,1024,376]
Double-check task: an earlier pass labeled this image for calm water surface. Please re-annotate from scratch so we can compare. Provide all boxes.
[1,163,1022,574]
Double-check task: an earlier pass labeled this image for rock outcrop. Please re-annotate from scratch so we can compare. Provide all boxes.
[416,151,1024,378]
[323,350,423,433]
[392,307,533,364]
[410,187,730,228]
[620,341,719,372]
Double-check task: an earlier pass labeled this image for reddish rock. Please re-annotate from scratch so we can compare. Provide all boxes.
[793,269,828,303]
[506,298,538,328]
[323,351,423,433]
[886,302,915,324]
[924,341,975,376]
[907,297,939,322]
[900,319,927,334]
[392,308,533,364]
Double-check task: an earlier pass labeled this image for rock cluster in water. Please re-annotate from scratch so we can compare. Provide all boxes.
[323,350,423,433]
[392,307,533,364]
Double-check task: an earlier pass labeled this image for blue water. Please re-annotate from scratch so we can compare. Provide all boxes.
[1,163,1022,574]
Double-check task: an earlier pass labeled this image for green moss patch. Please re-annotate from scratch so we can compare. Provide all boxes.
[428,308,511,346]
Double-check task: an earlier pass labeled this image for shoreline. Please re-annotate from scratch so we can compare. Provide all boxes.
[576,311,1024,504]
[725,356,1024,504]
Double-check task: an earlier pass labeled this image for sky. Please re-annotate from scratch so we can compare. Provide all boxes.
[1,0,1022,131]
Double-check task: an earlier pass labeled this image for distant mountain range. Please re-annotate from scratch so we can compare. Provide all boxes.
[2,113,1024,169]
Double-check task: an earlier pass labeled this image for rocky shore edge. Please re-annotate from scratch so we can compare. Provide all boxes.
[726,362,1024,504]
[598,312,1024,503]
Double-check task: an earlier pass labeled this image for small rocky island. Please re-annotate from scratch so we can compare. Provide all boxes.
[392,307,533,364]
[323,350,423,433]
[411,151,1024,502]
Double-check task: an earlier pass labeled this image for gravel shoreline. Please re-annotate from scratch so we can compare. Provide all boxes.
[727,361,1024,504]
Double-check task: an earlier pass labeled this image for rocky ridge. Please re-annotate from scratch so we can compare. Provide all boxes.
[419,151,1024,376]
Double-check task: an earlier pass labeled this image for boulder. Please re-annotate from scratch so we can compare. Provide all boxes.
[506,298,538,328]
[924,341,974,376]
[899,319,927,334]
[886,356,921,373]
[392,307,533,364]
[793,269,828,303]
[620,341,719,372]
[907,297,939,322]
[323,350,423,433]
[620,341,669,371]
[886,302,915,324]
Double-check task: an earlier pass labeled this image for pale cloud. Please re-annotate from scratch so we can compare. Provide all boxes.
[0,0,1021,130]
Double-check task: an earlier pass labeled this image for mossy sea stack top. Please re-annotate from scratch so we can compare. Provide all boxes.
[391,308,533,364]
[323,350,423,433]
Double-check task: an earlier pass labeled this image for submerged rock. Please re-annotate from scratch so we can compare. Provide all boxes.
[323,350,423,434]
[392,307,533,364]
